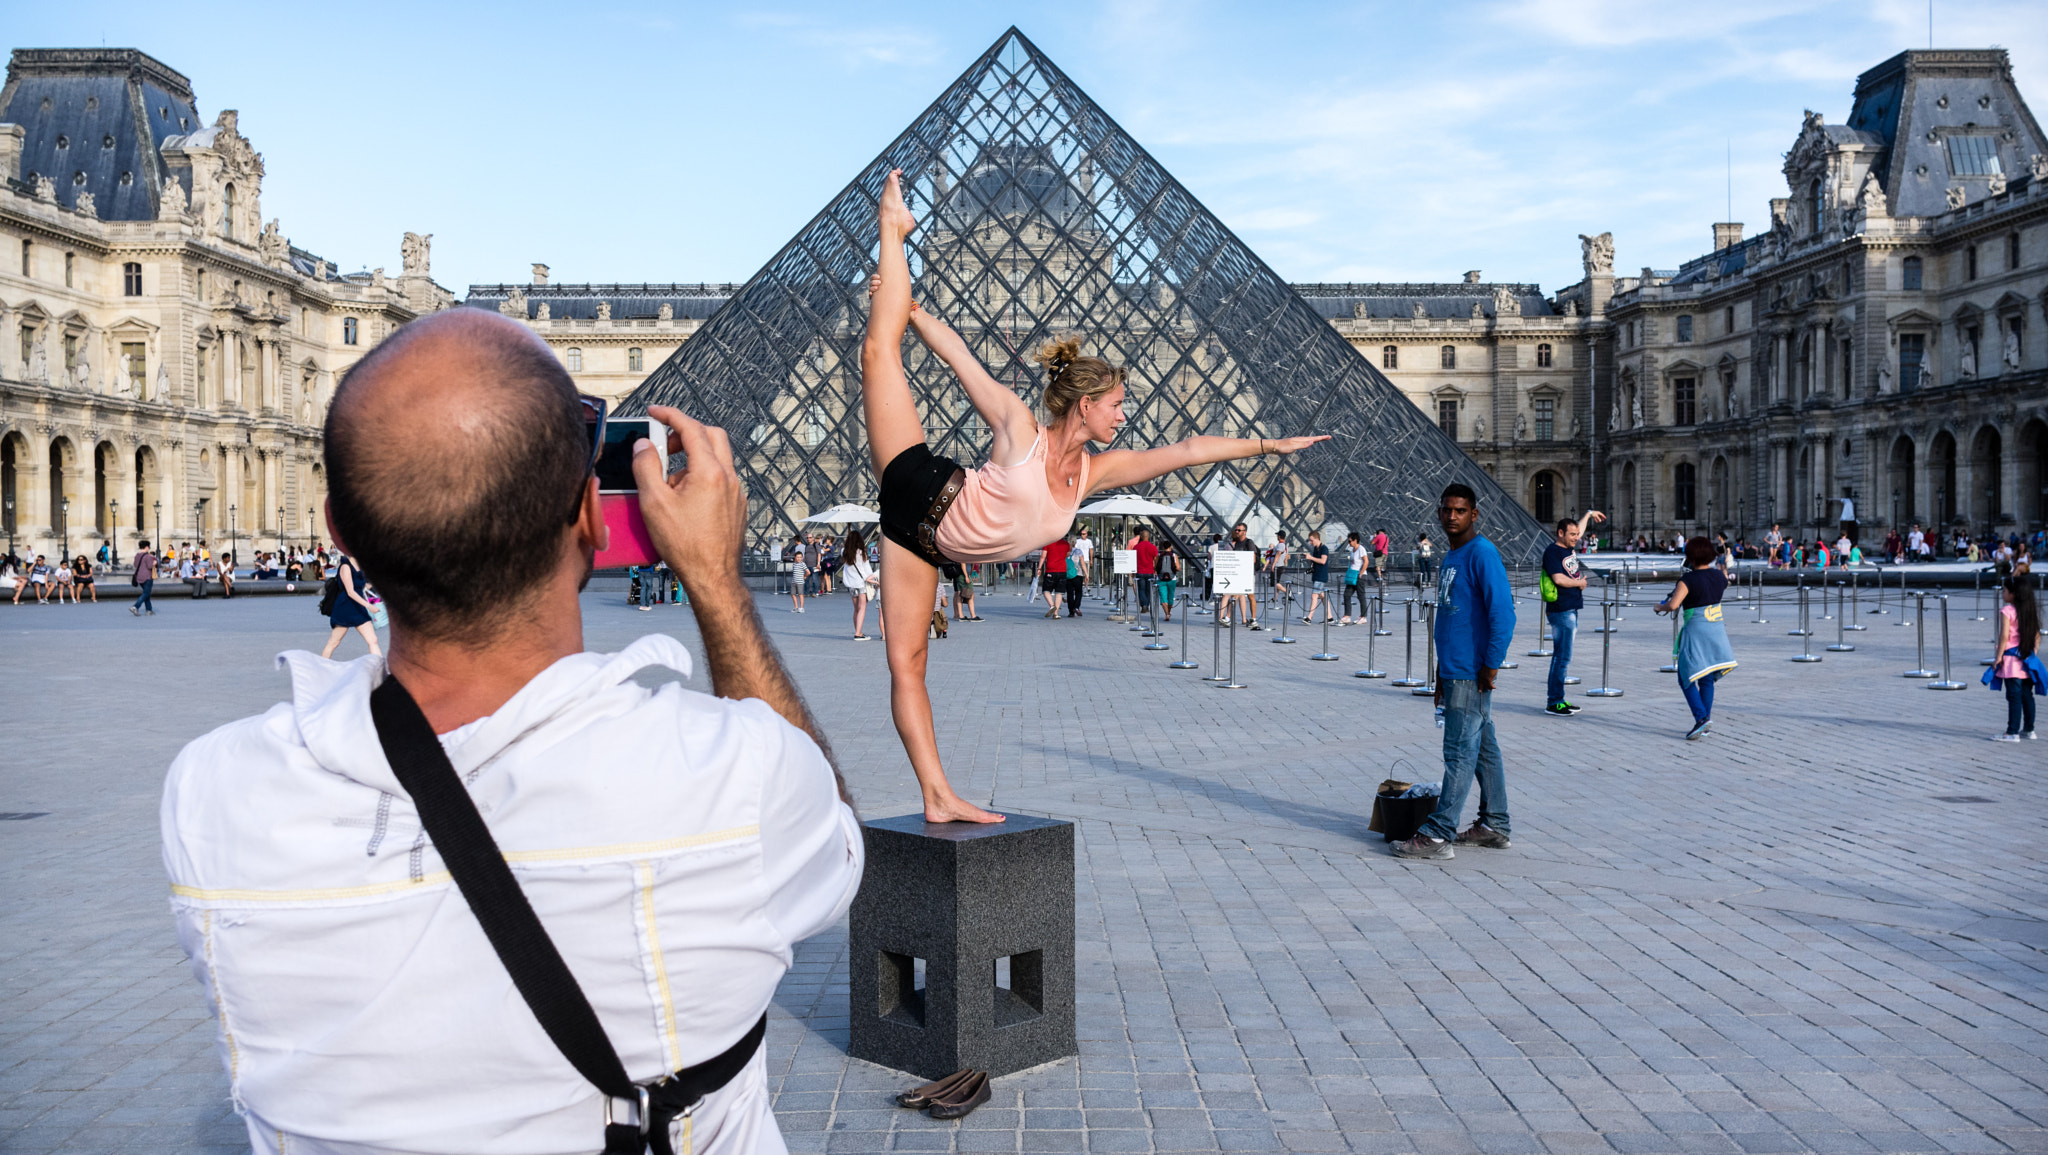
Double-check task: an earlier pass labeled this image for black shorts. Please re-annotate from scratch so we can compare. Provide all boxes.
[879,443,965,574]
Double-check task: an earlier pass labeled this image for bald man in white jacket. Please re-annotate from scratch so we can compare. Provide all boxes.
[162,311,862,1155]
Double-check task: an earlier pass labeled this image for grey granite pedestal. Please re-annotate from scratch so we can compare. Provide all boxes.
[848,813,1076,1080]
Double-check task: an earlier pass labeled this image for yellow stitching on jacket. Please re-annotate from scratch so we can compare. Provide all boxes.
[638,860,682,1069]
[168,824,762,902]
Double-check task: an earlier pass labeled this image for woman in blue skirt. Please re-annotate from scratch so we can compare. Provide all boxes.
[319,551,382,660]
[1654,537,1736,741]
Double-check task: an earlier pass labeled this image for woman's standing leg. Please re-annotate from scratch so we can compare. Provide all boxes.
[357,622,384,657]
[1678,673,1707,726]
[2007,679,2027,736]
[1699,671,1715,721]
[880,536,1000,823]
[321,625,347,659]
[853,590,869,638]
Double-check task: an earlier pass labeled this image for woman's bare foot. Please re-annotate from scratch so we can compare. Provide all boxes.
[878,169,916,237]
[924,793,1006,824]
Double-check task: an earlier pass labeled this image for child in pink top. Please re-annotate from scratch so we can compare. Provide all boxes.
[862,170,1328,821]
[1988,575,2042,741]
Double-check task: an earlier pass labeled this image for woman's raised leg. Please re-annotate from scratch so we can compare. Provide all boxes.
[880,536,1002,824]
[862,170,929,478]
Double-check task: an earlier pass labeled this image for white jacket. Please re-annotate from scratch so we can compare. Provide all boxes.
[161,635,863,1155]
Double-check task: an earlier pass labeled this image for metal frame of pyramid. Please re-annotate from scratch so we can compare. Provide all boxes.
[624,28,1547,561]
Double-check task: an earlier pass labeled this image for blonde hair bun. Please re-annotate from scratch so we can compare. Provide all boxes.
[1033,337,1082,378]
[1032,336,1124,421]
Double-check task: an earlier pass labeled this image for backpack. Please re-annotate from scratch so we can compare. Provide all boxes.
[318,575,341,616]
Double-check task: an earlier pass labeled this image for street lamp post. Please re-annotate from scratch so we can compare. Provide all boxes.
[60,498,69,563]
[229,504,237,562]
[109,499,119,571]
[153,500,161,549]
[4,497,13,560]
[277,505,285,559]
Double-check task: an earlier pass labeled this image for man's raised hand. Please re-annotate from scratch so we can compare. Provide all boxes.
[635,405,746,588]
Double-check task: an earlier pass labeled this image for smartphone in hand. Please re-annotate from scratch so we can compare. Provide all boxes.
[591,416,666,569]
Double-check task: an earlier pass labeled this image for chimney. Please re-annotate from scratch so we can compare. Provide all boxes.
[1463,270,1482,284]
[1713,223,1744,251]
[531,263,550,286]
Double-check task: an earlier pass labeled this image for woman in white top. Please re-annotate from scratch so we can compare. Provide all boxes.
[216,551,236,599]
[844,528,879,640]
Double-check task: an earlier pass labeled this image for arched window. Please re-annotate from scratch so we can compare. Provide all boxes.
[1674,462,1697,521]
[342,317,358,346]
[221,183,236,241]
[1440,345,1456,369]
[566,347,583,373]
[1535,343,1552,368]
[1381,345,1397,370]
[123,262,142,296]
[628,347,644,372]
[1902,255,1923,290]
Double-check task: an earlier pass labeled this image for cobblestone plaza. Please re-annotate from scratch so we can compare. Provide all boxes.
[2,578,2043,1155]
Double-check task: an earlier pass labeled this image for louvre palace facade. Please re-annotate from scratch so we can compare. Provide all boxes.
[1595,50,2048,546]
[0,48,452,564]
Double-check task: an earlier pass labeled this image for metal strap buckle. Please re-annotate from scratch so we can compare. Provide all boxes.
[604,1086,654,1136]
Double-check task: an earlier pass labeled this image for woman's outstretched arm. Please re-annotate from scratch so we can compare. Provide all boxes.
[1086,434,1329,496]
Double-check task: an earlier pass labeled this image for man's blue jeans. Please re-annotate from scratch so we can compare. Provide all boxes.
[1546,609,1577,707]
[1418,678,1508,841]
[132,579,153,613]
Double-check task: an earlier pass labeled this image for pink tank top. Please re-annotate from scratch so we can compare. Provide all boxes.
[935,429,1088,564]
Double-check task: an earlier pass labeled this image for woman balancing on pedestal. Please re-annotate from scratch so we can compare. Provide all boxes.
[864,169,1327,822]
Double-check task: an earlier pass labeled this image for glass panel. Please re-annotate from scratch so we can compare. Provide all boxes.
[1944,134,2001,176]
[623,29,1545,560]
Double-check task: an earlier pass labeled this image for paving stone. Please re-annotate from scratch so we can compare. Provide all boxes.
[4,590,2045,1153]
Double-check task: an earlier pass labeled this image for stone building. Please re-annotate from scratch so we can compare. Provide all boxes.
[0,47,453,564]
[1592,49,2048,547]
[462,267,729,404]
[1299,277,1597,527]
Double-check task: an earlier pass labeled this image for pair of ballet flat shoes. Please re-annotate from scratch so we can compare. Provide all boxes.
[894,1068,990,1119]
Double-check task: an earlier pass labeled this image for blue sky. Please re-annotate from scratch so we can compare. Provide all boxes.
[10,2,2045,295]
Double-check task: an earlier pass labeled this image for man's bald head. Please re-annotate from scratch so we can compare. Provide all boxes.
[325,309,586,642]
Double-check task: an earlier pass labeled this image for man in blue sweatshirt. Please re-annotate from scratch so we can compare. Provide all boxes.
[1396,483,1517,860]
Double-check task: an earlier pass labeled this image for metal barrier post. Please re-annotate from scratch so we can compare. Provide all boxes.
[1219,610,1247,689]
[1373,589,1391,636]
[1791,586,1822,661]
[1203,595,1228,682]
[1413,604,1438,696]
[1310,606,1338,661]
[1971,571,1987,621]
[1896,568,1912,625]
[1170,592,1199,668]
[1614,568,1628,622]
[1752,568,1768,625]
[1587,600,1624,697]
[1869,565,1888,615]
[1904,592,1937,677]
[1930,596,1968,689]
[1273,588,1297,644]
[1354,602,1386,678]
[1593,574,1615,632]
[1143,593,1170,651]
[1528,598,1553,657]
[1845,571,1866,630]
[1826,583,1855,651]
[1392,600,1425,687]
[1660,603,1679,672]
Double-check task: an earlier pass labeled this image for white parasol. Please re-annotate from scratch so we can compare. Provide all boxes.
[799,503,880,524]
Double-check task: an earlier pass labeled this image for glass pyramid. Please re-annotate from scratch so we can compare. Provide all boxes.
[624,28,1546,562]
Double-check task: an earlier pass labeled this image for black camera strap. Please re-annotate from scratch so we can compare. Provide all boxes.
[369,675,765,1155]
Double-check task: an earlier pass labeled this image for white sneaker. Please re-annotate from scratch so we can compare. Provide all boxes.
[1991,733,2021,742]
[2025,732,2039,740]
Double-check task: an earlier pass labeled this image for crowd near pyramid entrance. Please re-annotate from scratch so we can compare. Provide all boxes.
[626,28,1546,560]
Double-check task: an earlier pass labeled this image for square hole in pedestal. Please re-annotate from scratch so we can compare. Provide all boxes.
[992,950,1043,1028]
[878,951,925,1028]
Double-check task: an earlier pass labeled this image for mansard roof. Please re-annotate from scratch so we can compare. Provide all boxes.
[1292,283,1556,321]
[463,283,739,321]
[1847,49,2047,219]
[0,48,203,221]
